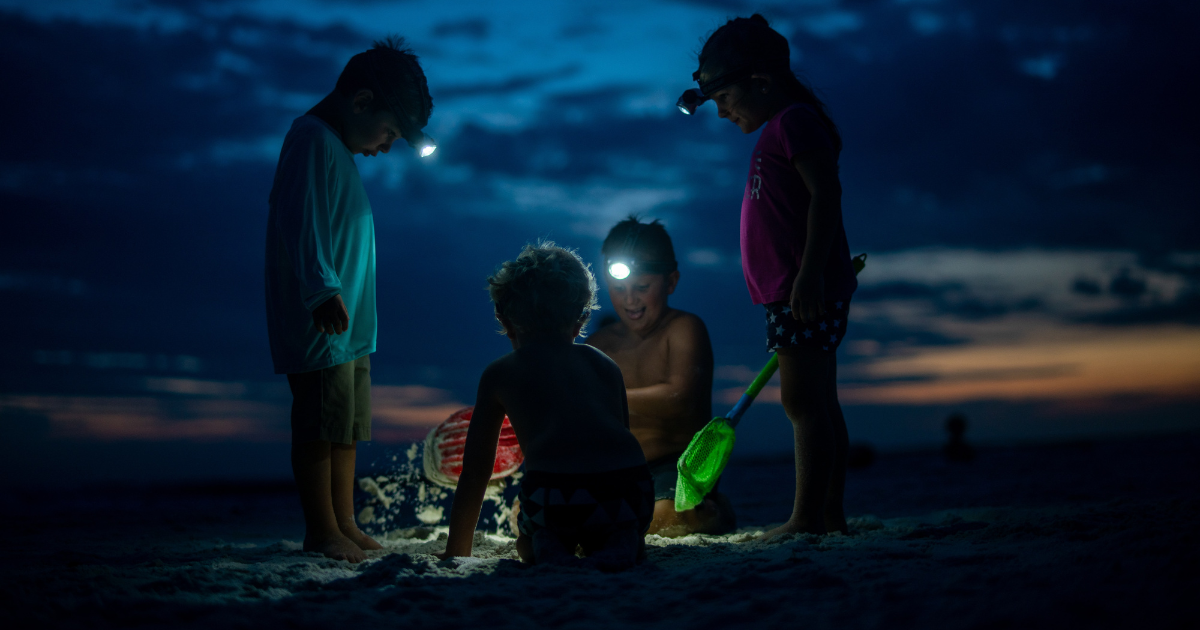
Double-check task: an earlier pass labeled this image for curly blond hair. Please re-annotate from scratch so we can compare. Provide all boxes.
[487,241,599,337]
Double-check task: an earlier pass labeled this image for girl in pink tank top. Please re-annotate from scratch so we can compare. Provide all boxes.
[678,14,857,538]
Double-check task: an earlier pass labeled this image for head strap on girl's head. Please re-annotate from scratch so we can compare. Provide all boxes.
[676,56,791,115]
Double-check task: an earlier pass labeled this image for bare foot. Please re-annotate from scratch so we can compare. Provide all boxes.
[760,519,826,542]
[646,495,737,538]
[339,523,384,551]
[304,534,367,562]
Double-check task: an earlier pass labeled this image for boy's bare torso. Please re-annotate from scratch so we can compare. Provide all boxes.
[485,342,646,475]
[587,309,713,462]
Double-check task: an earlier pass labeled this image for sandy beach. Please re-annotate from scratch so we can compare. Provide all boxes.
[3,433,1197,629]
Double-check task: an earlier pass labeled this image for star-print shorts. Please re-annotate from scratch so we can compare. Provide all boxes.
[765,299,850,353]
[517,465,655,553]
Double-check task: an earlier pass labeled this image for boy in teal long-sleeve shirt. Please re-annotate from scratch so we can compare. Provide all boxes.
[265,36,434,563]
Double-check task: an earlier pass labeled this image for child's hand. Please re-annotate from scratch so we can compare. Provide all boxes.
[789,272,826,323]
[313,294,350,335]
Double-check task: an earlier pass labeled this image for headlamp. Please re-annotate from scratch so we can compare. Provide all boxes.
[407,131,437,157]
[677,58,789,116]
[605,258,678,280]
[676,88,707,115]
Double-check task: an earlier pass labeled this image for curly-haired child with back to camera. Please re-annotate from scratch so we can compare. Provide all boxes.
[439,242,653,570]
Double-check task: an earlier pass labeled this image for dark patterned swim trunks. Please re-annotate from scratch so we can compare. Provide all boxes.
[517,465,655,551]
[765,299,850,353]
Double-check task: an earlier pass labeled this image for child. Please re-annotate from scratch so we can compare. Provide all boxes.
[264,37,434,562]
[586,217,736,536]
[681,15,857,537]
[440,243,653,569]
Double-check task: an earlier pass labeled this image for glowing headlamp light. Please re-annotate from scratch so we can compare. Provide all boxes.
[608,261,631,279]
[676,88,707,115]
[407,132,437,157]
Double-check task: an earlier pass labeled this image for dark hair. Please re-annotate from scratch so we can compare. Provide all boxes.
[697,14,841,152]
[601,216,677,270]
[488,241,599,337]
[335,36,433,129]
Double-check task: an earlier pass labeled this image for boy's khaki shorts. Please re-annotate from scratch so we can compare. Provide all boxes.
[286,355,371,444]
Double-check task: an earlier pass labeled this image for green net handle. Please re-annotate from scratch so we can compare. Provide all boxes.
[745,353,779,399]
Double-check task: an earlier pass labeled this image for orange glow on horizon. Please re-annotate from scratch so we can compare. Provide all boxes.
[720,325,1200,407]
[0,384,467,442]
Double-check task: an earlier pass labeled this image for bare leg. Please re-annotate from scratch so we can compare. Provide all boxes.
[509,498,522,538]
[824,375,850,534]
[762,348,837,539]
[292,440,366,562]
[646,494,737,537]
[330,441,382,551]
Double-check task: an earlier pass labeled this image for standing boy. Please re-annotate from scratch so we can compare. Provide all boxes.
[587,217,736,536]
[265,37,434,562]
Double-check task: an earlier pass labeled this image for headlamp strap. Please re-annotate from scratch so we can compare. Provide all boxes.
[608,224,677,275]
[695,56,792,97]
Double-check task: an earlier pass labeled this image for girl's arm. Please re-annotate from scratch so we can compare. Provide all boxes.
[790,154,843,323]
[440,366,506,558]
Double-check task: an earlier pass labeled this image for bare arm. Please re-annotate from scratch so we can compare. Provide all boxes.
[440,366,506,558]
[790,154,843,323]
[624,315,714,427]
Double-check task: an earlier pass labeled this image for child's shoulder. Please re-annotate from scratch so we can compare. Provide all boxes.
[572,342,622,377]
[285,115,341,152]
[573,341,617,363]
[662,308,710,339]
[774,104,837,156]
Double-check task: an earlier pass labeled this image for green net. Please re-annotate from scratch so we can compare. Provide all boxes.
[675,418,736,512]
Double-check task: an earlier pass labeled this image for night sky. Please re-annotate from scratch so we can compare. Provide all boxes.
[2,0,1197,484]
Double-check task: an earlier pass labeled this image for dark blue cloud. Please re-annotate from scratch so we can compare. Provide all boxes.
[854,281,1042,320]
[436,64,582,99]
[431,18,488,40]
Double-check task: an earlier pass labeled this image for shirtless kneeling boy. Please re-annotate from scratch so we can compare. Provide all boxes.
[587,217,736,537]
[441,242,652,569]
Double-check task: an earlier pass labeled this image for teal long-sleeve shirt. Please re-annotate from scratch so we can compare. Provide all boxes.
[265,115,376,374]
